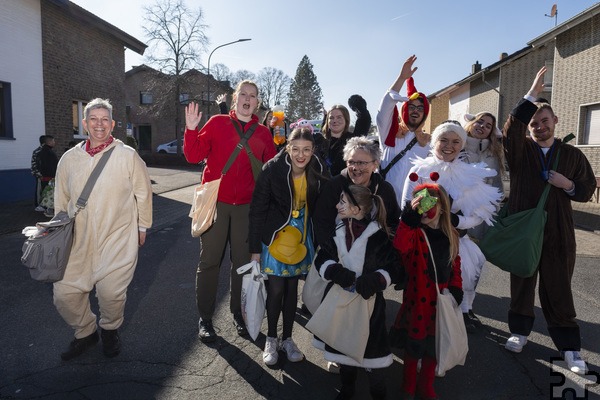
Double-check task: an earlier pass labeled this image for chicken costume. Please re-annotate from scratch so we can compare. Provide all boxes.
[53,139,152,338]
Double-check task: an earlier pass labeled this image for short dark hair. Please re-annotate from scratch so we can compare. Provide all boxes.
[38,135,46,145]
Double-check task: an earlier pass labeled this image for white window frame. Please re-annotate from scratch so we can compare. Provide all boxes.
[73,100,88,139]
[579,102,600,145]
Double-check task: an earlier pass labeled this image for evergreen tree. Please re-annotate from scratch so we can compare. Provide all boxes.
[287,55,323,121]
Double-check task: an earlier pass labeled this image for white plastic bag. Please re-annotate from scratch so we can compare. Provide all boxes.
[236,261,267,341]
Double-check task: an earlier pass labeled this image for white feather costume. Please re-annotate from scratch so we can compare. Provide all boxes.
[401,155,503,312]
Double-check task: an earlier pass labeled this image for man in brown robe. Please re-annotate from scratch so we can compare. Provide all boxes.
[501,66,596,375]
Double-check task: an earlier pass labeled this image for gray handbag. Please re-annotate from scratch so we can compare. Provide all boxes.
[21,147,115,282]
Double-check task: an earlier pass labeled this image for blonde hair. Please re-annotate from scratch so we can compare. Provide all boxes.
[464,112,505,176]
[232,80,261,112]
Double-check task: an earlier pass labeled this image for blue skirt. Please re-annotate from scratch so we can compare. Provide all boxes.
[261,207,314,277]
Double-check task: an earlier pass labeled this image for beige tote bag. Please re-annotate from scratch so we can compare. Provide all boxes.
[189,178,221,237]
[306,284,375,363]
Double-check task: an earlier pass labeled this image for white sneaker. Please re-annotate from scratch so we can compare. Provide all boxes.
[327,361,340,374]
[505,334,528,353]
[35,206,46,212]
[281,337,304,362]
[263,337,279,366]
[562,351,588,374]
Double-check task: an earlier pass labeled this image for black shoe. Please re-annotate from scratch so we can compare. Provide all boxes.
[468,309,480,323]
[334,387,355,400]
[198,319,217,343]
[101,329,121,358]
[463,313,477,334]
[233,313,249,337]
[60,331,99,361]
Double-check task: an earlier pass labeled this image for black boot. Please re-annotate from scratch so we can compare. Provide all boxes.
[101,328,121,358]
[233,313,249,337]
[61,330,99,361]
[335,365,356,399]
[463,313,477,334]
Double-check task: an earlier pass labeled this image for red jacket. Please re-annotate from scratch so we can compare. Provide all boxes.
[184,111,277,205]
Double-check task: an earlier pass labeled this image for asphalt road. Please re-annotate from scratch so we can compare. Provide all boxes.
[1,180,599,399]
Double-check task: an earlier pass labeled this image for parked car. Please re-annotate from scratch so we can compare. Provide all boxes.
[156,139,183,154]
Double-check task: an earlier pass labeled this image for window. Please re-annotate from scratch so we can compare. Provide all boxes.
[140,91,153,105]
[179,93,190,104]
[582,103,600,145]
[72,100,88,138]
[543,61,554,89]
[0,81,14,139]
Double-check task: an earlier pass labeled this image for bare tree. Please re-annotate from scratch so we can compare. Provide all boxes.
[142,0,209,154]
[210,63,232,83]
[256,67,292,109]
[230,70,257,89]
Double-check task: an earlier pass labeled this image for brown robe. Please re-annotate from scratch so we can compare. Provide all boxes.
[502,99,596,351]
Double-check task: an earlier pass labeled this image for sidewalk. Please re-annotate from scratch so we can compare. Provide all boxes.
[0,166,203,236]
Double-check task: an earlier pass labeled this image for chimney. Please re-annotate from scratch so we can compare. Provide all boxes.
[500,52,508,60]
[472,61,482,74]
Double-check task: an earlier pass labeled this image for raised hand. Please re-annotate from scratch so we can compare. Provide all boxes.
[215,93,227,105]
[400,54,418,81]
[185,102,203,131]
[528,66,547,98]
[391,54,418,92]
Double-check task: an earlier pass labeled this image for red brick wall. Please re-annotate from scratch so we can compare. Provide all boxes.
[41,1,127,156]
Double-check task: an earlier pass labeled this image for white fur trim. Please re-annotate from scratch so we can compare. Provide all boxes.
[320,260,337,281]
[432,122,467,150]
[377,269,391,288]
[324,351,393,369]
[333,221,381,277]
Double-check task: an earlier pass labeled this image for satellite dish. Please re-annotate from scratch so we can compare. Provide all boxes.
[545,4,558,26]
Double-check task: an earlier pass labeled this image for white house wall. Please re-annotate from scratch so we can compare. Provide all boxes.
[448,84,471,122]
[0,0,45,170]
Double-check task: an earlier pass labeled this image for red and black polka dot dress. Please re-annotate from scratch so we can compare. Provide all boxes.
[389,221,462,357]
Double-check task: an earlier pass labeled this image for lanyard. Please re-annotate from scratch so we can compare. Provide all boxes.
[536,141,555,181]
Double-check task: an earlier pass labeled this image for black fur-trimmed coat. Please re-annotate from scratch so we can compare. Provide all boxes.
[313,220,400,368]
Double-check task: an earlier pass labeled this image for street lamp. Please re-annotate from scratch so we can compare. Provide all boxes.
[207,38,252,117]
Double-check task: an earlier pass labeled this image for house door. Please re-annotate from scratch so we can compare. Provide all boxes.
[138,125,152,151]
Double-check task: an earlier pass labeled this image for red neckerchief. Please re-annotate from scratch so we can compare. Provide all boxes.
[85,136,114,156]
[343,218,369,251]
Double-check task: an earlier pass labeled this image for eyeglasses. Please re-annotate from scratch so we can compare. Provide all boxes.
[290,147,314,156]
[407,105,425,113]
[346,160,376,168]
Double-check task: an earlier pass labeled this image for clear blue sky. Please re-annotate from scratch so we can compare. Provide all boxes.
[72,0,599,122]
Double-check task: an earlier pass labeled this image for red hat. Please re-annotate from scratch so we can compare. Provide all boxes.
[384,77,430,147]
[401,77,430,124]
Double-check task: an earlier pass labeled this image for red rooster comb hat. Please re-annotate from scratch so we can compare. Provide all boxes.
[385,77,430,147]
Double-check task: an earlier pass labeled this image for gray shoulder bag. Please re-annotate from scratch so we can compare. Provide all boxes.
[21,147,115,282]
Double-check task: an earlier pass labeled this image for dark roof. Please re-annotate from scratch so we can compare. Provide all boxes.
[48,0,146,55]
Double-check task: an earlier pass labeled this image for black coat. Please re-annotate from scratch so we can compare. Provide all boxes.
[248,149,329,253]
[312,169,400,256]
[313,222,400,366]
[38,145,58,178]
